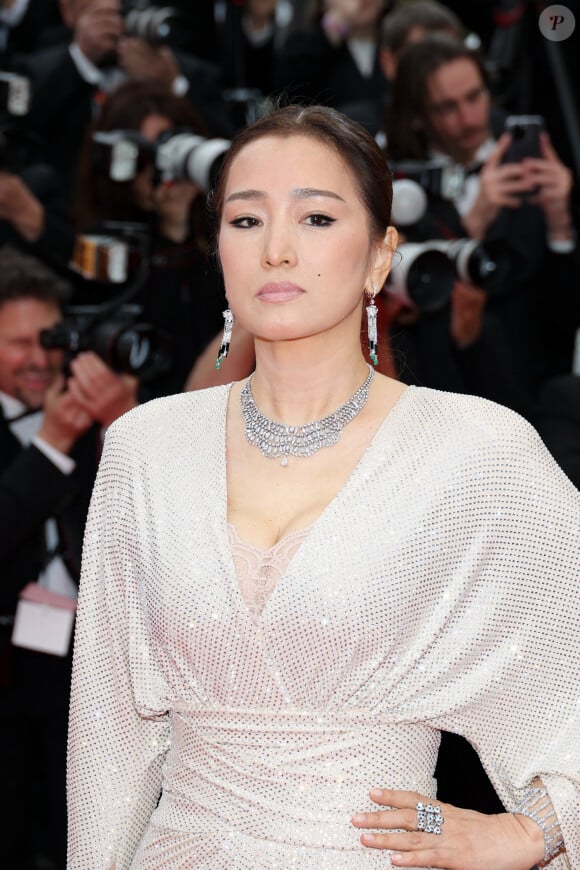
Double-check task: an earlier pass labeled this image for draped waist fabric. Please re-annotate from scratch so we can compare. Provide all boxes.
[132,707,438,868]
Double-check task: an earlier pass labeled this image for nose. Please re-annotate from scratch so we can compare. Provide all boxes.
[457,100,478,129]
[261,221,297,269]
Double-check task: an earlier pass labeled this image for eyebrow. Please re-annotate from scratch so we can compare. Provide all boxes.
[225,187,346,203]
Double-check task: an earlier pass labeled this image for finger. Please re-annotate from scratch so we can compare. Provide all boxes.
[370,788,430,808]
[493,176,537,194]
[390,845,445,867]
[46,372,66,398]
[65,378,90,406]
[486,132,512,167]
[492,193,527,209]
[362,830,429,851]
[539,130,558,162]
[491,162,528,181]
[352,808,416,830]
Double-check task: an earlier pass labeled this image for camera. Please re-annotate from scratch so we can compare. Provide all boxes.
[40,304,172,379]
[123,2,182,46]
[390,158,468,203]
[70,233,131,284]
[40,222,173,379]
[92,129,231,192]
[388,238,506,312]
[155,131,231,190]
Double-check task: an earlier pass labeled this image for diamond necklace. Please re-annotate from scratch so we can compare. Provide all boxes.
[240,364,374,467]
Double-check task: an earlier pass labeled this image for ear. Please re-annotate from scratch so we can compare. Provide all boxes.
[368,226,398,292]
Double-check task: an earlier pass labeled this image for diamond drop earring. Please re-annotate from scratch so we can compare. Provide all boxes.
[215,308,234,370]
[366,284,379,366]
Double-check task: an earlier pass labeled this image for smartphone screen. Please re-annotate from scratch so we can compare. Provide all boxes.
[502,115,544,162]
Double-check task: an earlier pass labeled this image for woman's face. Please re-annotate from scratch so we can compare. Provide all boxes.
[131,113,172,211]
[218,134,393,346]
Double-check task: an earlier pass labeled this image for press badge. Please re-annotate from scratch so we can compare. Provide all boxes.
[12,583,76,657]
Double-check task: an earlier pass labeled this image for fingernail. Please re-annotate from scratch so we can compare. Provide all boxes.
[370,788,382,799]
[352,813,365,823]
[361,833,377,844]
[391,854,404,865]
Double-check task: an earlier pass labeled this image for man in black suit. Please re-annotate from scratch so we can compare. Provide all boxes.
[14,0,230,203]
[0,246,138,869]
[384,35,578,416]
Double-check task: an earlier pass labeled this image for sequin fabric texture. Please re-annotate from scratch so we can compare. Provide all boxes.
[67,385,580,869]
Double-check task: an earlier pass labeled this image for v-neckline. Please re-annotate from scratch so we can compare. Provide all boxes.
[220,381,415,623]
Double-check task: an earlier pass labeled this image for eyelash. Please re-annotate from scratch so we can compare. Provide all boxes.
[229,216,260,228]
[228,214,336,229]
[305,214,335,227]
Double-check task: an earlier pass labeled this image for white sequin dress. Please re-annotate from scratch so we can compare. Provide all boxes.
[67,385,580,869]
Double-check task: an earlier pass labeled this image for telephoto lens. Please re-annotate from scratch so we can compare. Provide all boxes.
[155,133,231,191]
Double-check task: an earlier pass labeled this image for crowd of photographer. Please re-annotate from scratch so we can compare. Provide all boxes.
[0,1,578,867]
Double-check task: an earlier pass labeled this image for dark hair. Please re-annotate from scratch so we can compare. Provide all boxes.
[74,80,206,230]
[211,104,393,246]
[380,0,463,53]
[0,246,71,311]
[385,34,489,160]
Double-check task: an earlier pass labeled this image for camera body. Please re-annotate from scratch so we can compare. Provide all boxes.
[390,158,468,202]
[122,2,182,46]
[388,238,505,312]
[40,304,172,379]
[92,129,231,192]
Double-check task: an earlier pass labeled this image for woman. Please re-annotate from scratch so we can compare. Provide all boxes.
[67,105,579,868]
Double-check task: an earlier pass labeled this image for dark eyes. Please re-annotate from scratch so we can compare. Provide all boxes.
[228,214,336,228]
[229,216,260,228]
[305,214,336,227]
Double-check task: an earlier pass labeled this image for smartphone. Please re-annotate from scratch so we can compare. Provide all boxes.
[502,115,544,163]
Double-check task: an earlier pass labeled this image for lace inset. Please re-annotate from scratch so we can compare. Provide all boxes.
[228,523,310,621]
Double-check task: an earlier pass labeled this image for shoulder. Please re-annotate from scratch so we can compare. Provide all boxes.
[398,385,549,467]
[103,385,232,458]
[403,385,534,438]
[396,386,580,518]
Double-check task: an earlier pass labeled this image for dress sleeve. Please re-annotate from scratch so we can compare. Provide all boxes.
[67,418,171,870]
[384,407,580,869]
[441,417,579,868]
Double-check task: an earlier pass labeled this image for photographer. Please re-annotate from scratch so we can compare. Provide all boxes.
[273,0,392,127]
[384,34,578,415]
[73,80,227,399]
[0,246,137,869]
[13,0,229,202]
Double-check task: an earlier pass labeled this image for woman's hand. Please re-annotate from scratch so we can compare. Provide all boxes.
[352,788,545,869]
